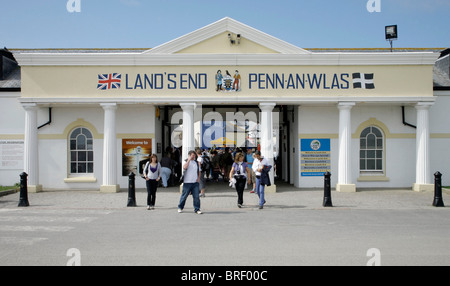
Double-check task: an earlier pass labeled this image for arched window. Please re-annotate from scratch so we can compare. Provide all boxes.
[69,127,94,174]
[360,126,384,173]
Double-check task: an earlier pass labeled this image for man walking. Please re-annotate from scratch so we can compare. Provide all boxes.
[178,150,203,214]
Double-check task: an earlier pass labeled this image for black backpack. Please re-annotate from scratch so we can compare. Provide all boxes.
[201,154,211,171]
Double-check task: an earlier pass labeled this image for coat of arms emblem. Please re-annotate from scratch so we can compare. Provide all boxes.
[215,69,241,92]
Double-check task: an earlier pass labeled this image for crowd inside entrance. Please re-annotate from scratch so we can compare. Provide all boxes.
[157,146,276,193]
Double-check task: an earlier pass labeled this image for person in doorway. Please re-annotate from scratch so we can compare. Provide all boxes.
[252,151,269,209]
[245,148,256,193]
[211,150,220,182]
[160,152,176,188]
[221,147,233,183]
[178,150,203,214]
[229,152,251,208]
[196,148,207,198]
[143,154,161,210]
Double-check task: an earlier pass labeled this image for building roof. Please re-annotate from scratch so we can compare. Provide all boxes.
[434,49,450,89]
[0,48,21,90]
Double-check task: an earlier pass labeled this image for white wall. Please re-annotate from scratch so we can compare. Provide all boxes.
[295,104,420,189]
[0,92,24,186]
[3,95,450,191]
[35,105,156,190]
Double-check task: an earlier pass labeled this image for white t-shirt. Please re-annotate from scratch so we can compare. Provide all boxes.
[184,160,201,183]
[252,157,268,176]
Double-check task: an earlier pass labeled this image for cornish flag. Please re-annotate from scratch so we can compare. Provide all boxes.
[97,73,121,90]
[352,73,375,89]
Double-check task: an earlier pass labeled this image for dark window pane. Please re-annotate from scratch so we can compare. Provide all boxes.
[70,128,81,139]
[360,150,366,158]
[367,134,376,149]
[376,150,382,159]
[360,139,366,149]
[88,151,93,161]
[77,135,86,150]
[376,159,383,170]
[87,139,93,150]
[82,128,93,138]
[78,163,86,173]
[360,159,366,170]
[377,139,383,149]
[367,159,375,170]
[361,127,371,138]
[71,151,77,161]
[70,139,76,150]
[372,127,382,137]
[78,151,87,162]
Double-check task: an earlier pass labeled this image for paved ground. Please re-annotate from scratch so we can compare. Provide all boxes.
[0,182,449,266]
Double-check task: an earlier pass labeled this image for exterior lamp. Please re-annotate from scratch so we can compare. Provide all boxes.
[385,25,398,52]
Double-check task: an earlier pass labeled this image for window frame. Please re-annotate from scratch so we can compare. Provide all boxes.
[359,125,385,175]
[69,127,94,176]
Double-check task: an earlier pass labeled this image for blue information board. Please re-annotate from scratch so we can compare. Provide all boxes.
[301,139,331,177]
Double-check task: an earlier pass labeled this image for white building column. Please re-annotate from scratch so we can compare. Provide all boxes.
[259,103,276,193]
[337,102,356,192]
[413,102,434,192]
[194,104,203,149]
[180,103,196,161]
[100,103,120,193]
[22,103,42,193]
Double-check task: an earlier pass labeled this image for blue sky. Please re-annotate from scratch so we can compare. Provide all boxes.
[1,0,449,49]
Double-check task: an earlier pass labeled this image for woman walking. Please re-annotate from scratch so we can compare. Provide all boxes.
[143,154,161,210]
[229,152,251,208]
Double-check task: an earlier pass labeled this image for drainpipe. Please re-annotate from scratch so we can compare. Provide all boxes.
[38,107,52,129]
[402,106,416,129]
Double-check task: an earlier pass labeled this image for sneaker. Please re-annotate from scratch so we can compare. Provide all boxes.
[258,205,263,209]
[195,210,203,215]
[250,190,255,193]
[237,204,242,208]
[147,206,150,210]
[178,208,183,213]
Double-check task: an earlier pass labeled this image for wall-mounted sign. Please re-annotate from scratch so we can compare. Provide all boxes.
[122,139,152,176]
[96,70,374,91]
[301,139,331,177]
[0,140,24,170]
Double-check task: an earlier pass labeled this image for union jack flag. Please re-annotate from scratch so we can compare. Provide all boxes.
[97,73,121,90]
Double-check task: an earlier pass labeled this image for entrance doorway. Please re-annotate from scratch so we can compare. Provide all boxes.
[160,105,293,185]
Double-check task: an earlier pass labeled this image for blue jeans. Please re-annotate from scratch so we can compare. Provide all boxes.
[255,177,265,206]
[161,167,171,187]
[178,182,200,212]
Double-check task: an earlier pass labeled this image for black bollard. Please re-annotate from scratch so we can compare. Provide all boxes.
[433,171,445,207]
[18,172,30,207]
[127,172,137,207]
[323,171,333,207]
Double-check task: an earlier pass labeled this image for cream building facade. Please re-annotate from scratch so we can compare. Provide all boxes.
[1,18,449,193]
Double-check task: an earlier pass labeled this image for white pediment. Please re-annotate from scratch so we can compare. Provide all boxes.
[143,17,310,55]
